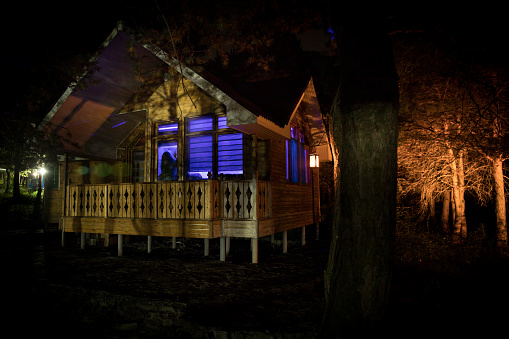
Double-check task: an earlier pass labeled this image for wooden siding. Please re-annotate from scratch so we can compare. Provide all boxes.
[44,189,62,223]
[63,216,220,238]
[268,125,320,234]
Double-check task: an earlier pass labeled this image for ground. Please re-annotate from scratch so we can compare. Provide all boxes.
[3,225,509,338]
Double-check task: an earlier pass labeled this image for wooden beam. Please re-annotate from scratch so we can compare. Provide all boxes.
[118,234,123,256]
[252,238,258,263]
[204,238,210,256]
[282,231,288,254]
[220,237,226,261]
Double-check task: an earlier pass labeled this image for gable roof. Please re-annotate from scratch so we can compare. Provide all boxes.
[40,22,328,159]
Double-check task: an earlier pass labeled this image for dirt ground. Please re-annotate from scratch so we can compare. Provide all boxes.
[3,227,509,338]
[3,229,328,338]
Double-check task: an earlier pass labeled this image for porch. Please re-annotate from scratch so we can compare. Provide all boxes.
[62,180,271,240]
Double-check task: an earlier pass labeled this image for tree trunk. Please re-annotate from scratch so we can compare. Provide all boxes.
[492,156,507,247]
[12,165,20,201]
[320,14,399,337]
[448,148,467,242]
[457,151,467,239]
[4,169,10,193]
[441,190,451,234]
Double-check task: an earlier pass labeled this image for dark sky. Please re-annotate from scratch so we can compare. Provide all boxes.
[2,3,506,110]
[2,2,124,56]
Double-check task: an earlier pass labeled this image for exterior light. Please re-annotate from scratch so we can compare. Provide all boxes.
[39,168,47,176]
[310,154,319,168]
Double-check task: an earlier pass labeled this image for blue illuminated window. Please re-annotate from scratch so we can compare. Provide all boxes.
[188,135,213,179]
[218,133,243,175]
[218,116,228,129]
[186,116,243,179]
[158,140,178,180]
[158,122,178,135]
[286,126,309,184]
[188,116,213,132]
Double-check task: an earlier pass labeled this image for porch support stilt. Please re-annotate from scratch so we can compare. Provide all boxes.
[204,238,210,256]
[80,233,86,250]
[302,226,306,246]
[282,231,288,254]
[220,237,226,261]
[271,234,275,244]
[147,236,152,254]
[251,238,258,264]
[118,234,123,257]
[172,237,177,249]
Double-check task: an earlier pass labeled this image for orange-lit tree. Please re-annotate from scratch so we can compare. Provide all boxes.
[395,28,508,246]
[462,70,509,247]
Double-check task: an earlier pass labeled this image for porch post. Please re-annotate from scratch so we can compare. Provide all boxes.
[204,238,210,256]
[220,236,226,261]
[147,236,152,254]
[80,233,86,250]
[172,237,177,249]
[251,237,258,264]
[282,231,288,253]
[118,234,123,256]
[302,226,306,246]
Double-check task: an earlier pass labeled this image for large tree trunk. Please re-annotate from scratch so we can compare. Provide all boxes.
[320,14,399,337]
[492,156,507,247]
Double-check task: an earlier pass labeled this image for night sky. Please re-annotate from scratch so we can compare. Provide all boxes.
[2,3,507,119]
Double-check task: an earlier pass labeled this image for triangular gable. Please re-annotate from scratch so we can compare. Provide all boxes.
[39,23,164,158]
[40,22,329,158]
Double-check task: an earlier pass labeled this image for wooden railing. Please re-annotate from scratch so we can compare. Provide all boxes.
[65,180,270,220]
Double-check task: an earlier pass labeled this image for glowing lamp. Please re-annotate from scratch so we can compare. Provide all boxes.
[310,154,319,168]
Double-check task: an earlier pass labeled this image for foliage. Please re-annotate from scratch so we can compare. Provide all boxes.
[395,206,501,274]
[0,187,44,230]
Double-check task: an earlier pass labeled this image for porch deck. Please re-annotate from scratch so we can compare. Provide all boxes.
[62,180,271,239]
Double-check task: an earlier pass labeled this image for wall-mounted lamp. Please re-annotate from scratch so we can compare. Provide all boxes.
[310,154,319,168]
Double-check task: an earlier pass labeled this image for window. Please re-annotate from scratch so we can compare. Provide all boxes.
[132,150,145,182]
[155,116,243,181]
[218,133,243,175]
[158,140,178,181]
[156,122,179,181]
[186,115,243,179]
[286,126,309,184]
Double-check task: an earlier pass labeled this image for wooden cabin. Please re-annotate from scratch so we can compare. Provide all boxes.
[40,23,331,262]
